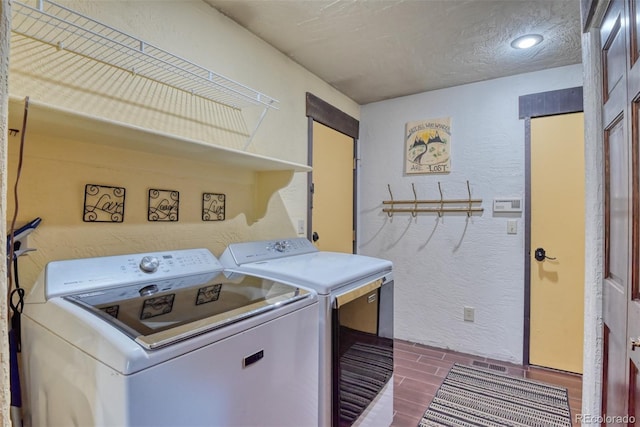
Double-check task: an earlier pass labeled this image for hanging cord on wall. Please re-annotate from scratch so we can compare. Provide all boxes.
[9,245,24,352]
[6,97,30,427]
[7,97,30,338]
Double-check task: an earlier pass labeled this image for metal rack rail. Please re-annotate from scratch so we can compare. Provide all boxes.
[383,181,484,217]
[11,0,279,112]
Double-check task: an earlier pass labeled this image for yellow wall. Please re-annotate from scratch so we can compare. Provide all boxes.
[7,0,359,293]
[8,116,306,290]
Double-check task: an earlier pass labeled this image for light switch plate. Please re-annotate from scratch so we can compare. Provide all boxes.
[507,220,517,235]
[464,306,475,322]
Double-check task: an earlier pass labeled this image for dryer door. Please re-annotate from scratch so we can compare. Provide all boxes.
[332,278,394,427]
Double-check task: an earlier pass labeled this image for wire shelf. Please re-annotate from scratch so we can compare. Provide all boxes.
[11,0,279,111]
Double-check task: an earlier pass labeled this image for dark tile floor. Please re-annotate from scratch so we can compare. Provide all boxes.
[392,339,583,427]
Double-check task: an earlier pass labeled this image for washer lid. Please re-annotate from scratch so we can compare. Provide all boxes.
[223,251,392,295]
[67,273,313,349]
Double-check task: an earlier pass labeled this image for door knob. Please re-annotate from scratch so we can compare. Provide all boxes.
[631,338,640,351]
[534,247,556,262]
[312,231,319,242]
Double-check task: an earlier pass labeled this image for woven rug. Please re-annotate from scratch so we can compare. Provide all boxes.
[419,363,572,427]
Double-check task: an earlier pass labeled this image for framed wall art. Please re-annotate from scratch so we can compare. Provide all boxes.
[202,193,225,221]
[83,184,126,223]
[405,117,451,174]
[148,189,179,221]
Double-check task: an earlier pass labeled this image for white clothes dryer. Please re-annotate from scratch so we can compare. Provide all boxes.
[221,238,394,427]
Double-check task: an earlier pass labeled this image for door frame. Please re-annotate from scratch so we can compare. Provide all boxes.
[519,86,584,366]
[305,92,359,253]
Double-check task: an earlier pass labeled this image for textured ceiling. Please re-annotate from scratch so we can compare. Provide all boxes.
[205,0,582,105]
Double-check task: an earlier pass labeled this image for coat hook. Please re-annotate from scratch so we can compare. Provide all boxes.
[387,184,394,217]
[411,183,418,217]
[437,182,444,217]
[466,180,472,217]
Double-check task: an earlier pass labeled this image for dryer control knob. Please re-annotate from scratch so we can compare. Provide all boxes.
[274,240,289,252]
[140,256,160,273]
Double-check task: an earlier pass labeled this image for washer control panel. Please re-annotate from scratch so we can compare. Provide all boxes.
[44,248,222,299]
[222,238,318,266]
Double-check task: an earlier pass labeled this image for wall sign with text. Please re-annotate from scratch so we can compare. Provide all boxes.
[202,193,226,221]
[405,117,451,174]
[148,189,179,222]
[82,186,229,223]
[83,184,126,222]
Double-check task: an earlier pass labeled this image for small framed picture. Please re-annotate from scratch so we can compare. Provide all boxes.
[148,189,179,222]
[405,117,451,174]
[83,184,126,223]
[202,193,225,221]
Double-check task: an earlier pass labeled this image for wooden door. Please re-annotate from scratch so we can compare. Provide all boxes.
[600,0,640,421]
[627,0,640,418]
[529,113,585,374]
[311,121,354,253]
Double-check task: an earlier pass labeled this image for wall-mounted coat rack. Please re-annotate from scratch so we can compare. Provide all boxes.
[382,181,483,217]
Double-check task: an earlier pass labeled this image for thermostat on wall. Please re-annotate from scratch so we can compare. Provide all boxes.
[493,198,522,213]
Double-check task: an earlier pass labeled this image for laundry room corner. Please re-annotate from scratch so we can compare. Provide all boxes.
[358,64,583,364]
[5,0,359,298]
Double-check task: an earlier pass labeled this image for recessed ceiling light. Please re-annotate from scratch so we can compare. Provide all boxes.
[510,34,543,49]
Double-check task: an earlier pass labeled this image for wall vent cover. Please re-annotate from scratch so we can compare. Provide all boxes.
[472,360,507,372]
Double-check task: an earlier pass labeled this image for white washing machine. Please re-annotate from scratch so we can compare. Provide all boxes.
[220,238,394,427]
[21,248,319,427]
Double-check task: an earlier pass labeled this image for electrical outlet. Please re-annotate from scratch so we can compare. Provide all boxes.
[297,219,305,235]
[464,306,475,322]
